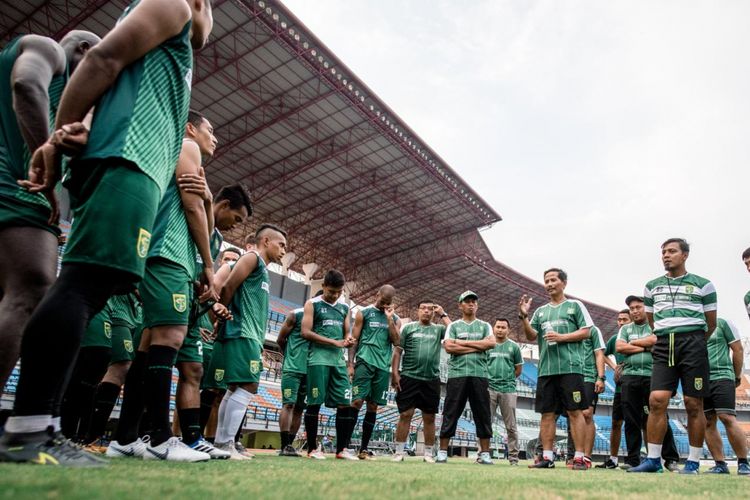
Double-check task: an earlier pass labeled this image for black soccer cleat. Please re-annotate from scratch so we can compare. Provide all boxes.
[0,427,108,467]
[528,458,555,469]
[595,459,618,469]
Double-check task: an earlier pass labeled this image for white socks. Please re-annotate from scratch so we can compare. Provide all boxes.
[395,441,405,454]
[574,451,584,459]
[610,456,619,465]
[216,387,252,444]
[424,445,433,456]
[543,449,554,461]
[5,415,51,433]
[688,446,702,462]
[647,443,662,459]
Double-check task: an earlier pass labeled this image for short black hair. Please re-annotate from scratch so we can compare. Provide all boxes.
[742,247,750,261]
[625,295,644,306]
[417,300,434,308]
[255,223,287,239]
[543,267,567,283]
[215,184,252,216]
[219,247,241,260]
[494,318,510,328]
[618,308,630,315]
[187,109,206,127]
[661,238,689,253]
[323,269,345,288]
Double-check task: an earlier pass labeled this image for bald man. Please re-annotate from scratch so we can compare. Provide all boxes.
[348,285,401,460]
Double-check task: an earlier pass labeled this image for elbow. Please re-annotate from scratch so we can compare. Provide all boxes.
[84,46,125,83]
[12,78,46,102]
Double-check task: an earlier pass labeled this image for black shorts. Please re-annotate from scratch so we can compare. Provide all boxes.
[439,377,492,439]
[703,379,736,416]
[651,331,709,398]
[396,375,440,414]
[535,374,587,414]
[612,390,623,421]
[583,381,599,413]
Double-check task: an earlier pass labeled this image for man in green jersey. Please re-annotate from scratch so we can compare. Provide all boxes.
[392,301,451,463]
[301,270,356,460]
[519,268,593,471]
[618,296,679,471]
[595,309,630,469]
[217,247,242,266]
[1,0,215,467]
[349,284,401,460]
[437,291,495,465]
[211,224,287,460]
[486,318,523,465]
[0,30,99,398]
[743,247,750,321]
[703,318,748,475]
[633,238,717,474]
[580,325,605,466]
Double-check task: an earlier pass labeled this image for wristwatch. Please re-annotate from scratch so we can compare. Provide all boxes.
[597,376,606,382]
[439,313,448,319]
[518,313,528,320]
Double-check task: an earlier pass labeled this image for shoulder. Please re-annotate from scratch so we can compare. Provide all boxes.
[568,299,588,311]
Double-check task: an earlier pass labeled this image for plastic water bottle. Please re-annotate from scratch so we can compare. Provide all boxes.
[543,321,556,346]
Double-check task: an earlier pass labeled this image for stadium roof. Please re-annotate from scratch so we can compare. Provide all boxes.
[1,0,618,338]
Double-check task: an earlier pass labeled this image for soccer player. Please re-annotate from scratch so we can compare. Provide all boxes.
[518,268,593,471]
[580,325,605,467]
[630,238,716,474]
[703,318,748,475]
[486,318,523,465]
[391,301,450,463]
[211,224,287,459]
[218,247,242,266]
[0,30,99,394]
[617,295,679,471]
[595,309,630,469]
[437,291,495,465]
[349,284,400,460]
[0,0,214,466]
[743,247,750,320]
[301,270,356,460]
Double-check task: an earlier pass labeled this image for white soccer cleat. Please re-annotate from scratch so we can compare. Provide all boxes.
[335,448,358,460]
[105,437,148,459]
[392,453,405,462]
[143,437,210,462]
[215,441,251,461]
[308,447,327,460]
[188,438,231,460]
[475,452,493,465]
[423,454,436,463]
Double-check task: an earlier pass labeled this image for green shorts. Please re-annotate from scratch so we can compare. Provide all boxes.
[352,359,390,406]
[206,337,262,388]
[63,161,160,279]
[177,324,204,364]
[307,364,351,408]
[80,308,112,349]
[281,371,307,407]
[0,194,60,236]
[140,257,192,328]
[110,324,136,363]
[200,340,215,389]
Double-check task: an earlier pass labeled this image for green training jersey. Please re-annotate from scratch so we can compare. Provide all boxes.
[488,339,523,393]
[148,175,196,273]
[605,334,625,394]
[307,296,350,367]
[582,325,605,383]
[74,1,193,197]
[108,292,141,328]
[707,318,741,381]
[446,319,493,379]
[616,322,653,377]
[221,251,269,344]
[398,322,445,381]
[745,291,750,321]
[643,273,717,335]
[0,36,67,210]
[194,228,223,279]
[530,299,593,377]
[282,308,308,375]
[355,305,399,372]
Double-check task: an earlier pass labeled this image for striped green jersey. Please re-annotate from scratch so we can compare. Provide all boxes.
[0,36,67,209]
[147,175,195,273]
[307,296,350,367]
[194,228,223,279]
[108,292,141,328]
[582,325,605,383]
[282,308,308,375]
[446,319,493,379]
[398,322,445,381]
[616,322,653,377]
[530,299,593,376]
[488,339,523,393]
[74,1,193,197]
[221,252,269,344]
[745,291,750,320]
[355,305,399,372]
[707,318,741,381]
[605,334,625,394]
[643,273,717,335]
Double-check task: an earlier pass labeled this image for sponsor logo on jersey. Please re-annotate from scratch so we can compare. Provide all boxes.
[184,68,193,89]
[694,377,703,390]
[104,321,112,339]
[261,281,270,293]
[214,369,224,382]
[173,294,187,313]
[136,228,151,259]
[124,339,134,353]
[567,308,575,314]
[572,391,581,403]
[322,319,342,327]
[250,360,260,374]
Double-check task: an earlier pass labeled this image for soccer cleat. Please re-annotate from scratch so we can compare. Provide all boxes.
[144,437,210,462]
[595,459,618,469]
[280,445,301,457]
[83,441,108,455]
[106,437,148,459]
[664,460,680,472]
[509,460,519,466]
[572,457,587,471]
[336,449,358,460]
[423,454,436,464]
[619,463,633,471]
[528,459,555,469]
[308,448,326,460]
[215,441,251,461]
[678,460,700,475]
[391,453,405,462]
[627,458,663,473]
[358,449,376,461]
[705,463,730,474]
[0,428,108,467]
[583,456,592,469]
[738,462,750,475]
[235,441,255,458]
[187,438,231,459]
[436,450,448,463]
[475,452,493,465]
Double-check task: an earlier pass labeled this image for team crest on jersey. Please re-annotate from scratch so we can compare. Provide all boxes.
[214,369,224,382]
[250,360,260,374]
[104,322,112,339]
[572,391,581,403]
[312,387,319,398]
[352,386,359,395]
[172,294,187,313]
[685,285,694,294]
[124,340,133,353]
[136,228,151,259]
[694,377,703,390]
[643,405,649,415]
[284,388,292,398]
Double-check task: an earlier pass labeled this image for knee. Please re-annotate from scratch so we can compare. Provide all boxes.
[283,403,295,411]
[648,395,668,413]
[422,413,435,425]
[351,399,363,410]
[717,414,735,427]
[178,363,203,385]
[2,284,50,316]
[305,405,321,417]
[706,415,718,429]
[399,409,415,422]
[683,398,702,416]
[107,362,131,385]
[366,401,378,413]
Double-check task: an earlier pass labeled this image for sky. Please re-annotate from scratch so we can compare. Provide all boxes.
[283,0,750,332]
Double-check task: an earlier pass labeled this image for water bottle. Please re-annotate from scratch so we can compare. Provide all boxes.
[543,321,556,346]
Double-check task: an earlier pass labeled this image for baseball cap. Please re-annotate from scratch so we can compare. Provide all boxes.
[625,295,644,306]
[458,290,479,302]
